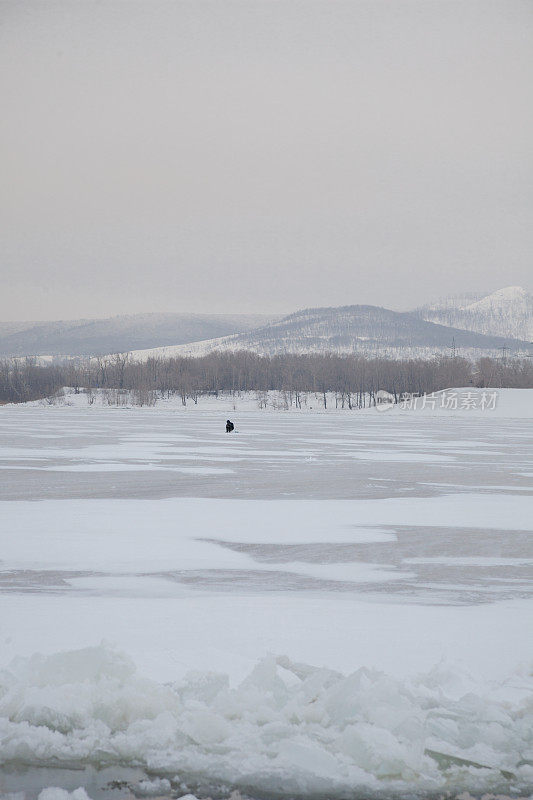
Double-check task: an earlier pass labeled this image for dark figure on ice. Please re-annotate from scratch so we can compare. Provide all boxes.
[226,420,235,433]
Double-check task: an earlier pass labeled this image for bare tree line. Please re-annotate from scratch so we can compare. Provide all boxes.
[1,352,532,405]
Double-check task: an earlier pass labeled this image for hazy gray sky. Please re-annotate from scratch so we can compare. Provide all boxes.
[1,0,532,320]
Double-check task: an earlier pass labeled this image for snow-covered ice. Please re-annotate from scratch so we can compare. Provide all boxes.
[0,389,532,798]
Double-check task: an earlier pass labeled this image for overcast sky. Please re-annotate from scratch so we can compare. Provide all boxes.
[1,0,532,320]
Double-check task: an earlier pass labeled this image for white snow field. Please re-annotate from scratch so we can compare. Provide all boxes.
[0,389,532,799]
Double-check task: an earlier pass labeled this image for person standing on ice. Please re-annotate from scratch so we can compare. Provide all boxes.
[226,420,235,433]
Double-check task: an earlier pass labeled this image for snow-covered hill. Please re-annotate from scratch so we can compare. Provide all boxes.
[129,304,531,361]
[3,287,530,362]
[418,286,532,340]
[463,285,526,310]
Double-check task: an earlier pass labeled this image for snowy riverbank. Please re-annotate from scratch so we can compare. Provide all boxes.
[6,386,533,418]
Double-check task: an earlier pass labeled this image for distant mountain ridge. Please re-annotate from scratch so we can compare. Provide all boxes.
[1,286,530,361]
[417,286,532,341]
[0,312,277,357]
[129,303,532,362]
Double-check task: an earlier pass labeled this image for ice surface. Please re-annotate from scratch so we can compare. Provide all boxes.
[0,389,531,797]
[37,791,91,800]
[0,644,532,797]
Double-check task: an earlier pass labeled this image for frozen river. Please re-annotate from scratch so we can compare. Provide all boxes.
[0,390,532,799]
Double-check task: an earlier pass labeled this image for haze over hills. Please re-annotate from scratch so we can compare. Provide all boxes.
[0,287,530,361]
[417,286,533,341]
[130,303,532,362]
[0,313,276,358]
